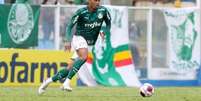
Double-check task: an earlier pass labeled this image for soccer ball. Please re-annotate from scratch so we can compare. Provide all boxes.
[139,83,154,97]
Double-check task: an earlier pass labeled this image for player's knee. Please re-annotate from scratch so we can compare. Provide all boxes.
[77,48,88,61]
[67,66,72,70]
[79,54,88,62]
[67,63,73,69]
[67,59,74,69]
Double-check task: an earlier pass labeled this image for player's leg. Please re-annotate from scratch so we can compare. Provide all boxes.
[63,48,88,91]
[62,35,88,91]
[38,63,73,94]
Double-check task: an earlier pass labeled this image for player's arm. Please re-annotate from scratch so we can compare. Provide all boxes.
[65,10,80,43]
[100,8,111,40]
[104,8,111,31]
[64,10,81,51]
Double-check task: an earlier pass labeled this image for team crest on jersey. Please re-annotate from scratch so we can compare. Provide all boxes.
[98,13,103,19]
[7,4,34,44]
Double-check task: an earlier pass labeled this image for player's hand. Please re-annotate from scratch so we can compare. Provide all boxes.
[100,30,105,41]
[64,42,71,52]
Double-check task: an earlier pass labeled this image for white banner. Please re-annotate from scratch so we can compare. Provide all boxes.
[164,9,200,73]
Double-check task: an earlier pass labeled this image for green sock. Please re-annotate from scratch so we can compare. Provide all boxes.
[67,58,86,79]
[52,67,69,82]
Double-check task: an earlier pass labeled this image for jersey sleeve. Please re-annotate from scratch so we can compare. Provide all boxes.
[104,8,111,31]
[65,9,81,42]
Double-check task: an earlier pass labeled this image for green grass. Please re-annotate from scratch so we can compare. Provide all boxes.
[0,86,201,101]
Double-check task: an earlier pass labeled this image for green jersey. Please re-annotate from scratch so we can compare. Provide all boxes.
[66,6,111,45]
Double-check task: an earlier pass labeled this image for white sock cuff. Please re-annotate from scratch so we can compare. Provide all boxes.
[46,78,53,83]
[63,78,70,85]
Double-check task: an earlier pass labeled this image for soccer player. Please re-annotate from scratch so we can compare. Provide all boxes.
[38,0,111,94]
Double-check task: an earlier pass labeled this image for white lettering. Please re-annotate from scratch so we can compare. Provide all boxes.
[84,22,101,28]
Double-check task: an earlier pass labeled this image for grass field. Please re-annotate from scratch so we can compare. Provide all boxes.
[0,86,201,101]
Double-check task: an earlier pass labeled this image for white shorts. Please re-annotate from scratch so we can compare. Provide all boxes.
[71,35,88,50]
[71,35,88,59]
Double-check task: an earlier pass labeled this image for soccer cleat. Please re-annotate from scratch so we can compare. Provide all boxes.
[61,84,73,92]
[38,87,45,95]
[62,78,72,92]
[38,78,51,95]
[64,86,73,92]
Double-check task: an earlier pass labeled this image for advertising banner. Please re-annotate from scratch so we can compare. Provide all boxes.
[0,49,76,86]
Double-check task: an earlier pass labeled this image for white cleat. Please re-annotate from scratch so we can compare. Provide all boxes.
[38,78,52,95]
[61,85,73,92]
[62,78,72,92]
[38,87,45,95]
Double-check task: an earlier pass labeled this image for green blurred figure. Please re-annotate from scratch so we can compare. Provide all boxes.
[74,0,86,4]
[15,0,32,3]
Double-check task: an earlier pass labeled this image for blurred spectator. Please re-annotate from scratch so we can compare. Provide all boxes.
[15,0,32,3]
[129,23,140,40]
[130,44,140,67]
[129,22,141,67]
[38,8,55,49]
[60,0,75,4]
[152,0,174,4]
[10,0,16,3]
[100,0,111,5]
[0,0,4,4]
[42,0,74,5]
[66,0,74,4]
[74,0,86,5]
[132,0,174,6]
[42,0,58,4]
[132,0,136,6]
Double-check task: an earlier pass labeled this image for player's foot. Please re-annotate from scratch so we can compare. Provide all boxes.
[62,78,72,92]
[61,85,72,92]
[38,87,45,95]
[38,78,52,95]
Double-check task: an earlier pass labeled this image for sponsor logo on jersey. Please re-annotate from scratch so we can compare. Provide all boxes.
[85,22,101,28]
[7,4,34,44]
